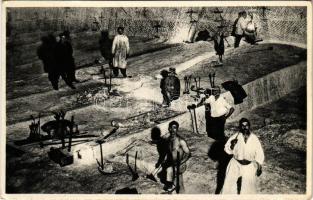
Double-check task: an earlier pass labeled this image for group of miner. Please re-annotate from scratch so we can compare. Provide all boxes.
[37,10,264,194]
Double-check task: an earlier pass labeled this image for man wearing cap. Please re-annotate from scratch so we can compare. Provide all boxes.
[221,118,264,194]
[161,68,181,107]
[200,87,234,140]
[112,27,130,78]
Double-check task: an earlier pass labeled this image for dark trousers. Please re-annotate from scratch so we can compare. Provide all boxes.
[245,34,256,44]
[66,69,76,82]
[48,71,60,90]
[161,91,171,106]
[205,114,226,141]
[113,67,127,77]
[48,71,74,90]
[234,34,243,48]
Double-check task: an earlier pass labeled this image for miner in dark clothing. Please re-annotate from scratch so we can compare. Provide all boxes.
[37,34,59,90]
[63,31,79,83]
[99,30,113,68]
[55,32,76,89]
[160,68,181,107]
[160,70,170,107]
[213,31,225,64]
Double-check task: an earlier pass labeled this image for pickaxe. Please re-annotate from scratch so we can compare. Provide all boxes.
[126,152,139,181]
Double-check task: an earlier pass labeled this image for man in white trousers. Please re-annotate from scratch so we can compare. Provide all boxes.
[221,118,264,194]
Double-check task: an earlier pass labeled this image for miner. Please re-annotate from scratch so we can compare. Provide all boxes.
[63,30,80,83]
[162,121,191,193]
[160,68,181,107]
[244,13,258,45]
[231,12,242,37]
[221,118,264,194]
[199,87,234,140]
[213,30,225,64]
[37,34,59,90]
[112,27,130,78]
[55,31,76,89]
[234,11,248,48]
[99,30,113,68]
[160,70,170,107]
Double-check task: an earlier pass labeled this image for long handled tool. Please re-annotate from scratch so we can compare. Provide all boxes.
[126,153,139,181]
[176,152,181,194]
[40,138,93,148]
[108,67,112,93]
[67,116,74,152]
[146,164,162,182]
[99,142,104,169]
[224,37,231,47]
[187,105,196,134]
[103,68,107,85]
[183,76,190,94]
[209,73,213,88]
[96,140,117,175]
[38,114,41,138]
[134,151,138,181]
[191,104,199,134]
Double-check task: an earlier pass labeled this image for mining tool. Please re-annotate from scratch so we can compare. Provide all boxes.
[126,152,139,181]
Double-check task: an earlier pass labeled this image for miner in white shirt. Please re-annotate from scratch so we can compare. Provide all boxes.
[200,87,234,140]
[221,118,265,194]
[234,11,248,48]
[112,26,130,78]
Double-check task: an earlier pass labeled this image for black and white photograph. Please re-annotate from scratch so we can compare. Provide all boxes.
[1,1,312,197]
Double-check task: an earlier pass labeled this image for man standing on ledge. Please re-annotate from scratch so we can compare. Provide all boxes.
[221,118,264,194]
[112,27,130,78]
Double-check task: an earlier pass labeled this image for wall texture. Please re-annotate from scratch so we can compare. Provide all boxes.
[6,7,307,77]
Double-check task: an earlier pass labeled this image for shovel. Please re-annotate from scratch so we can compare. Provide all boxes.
[146,164,162,182]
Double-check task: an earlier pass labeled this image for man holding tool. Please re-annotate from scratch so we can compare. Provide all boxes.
[199,86,234,140]
[161,121,191,193]
[221,118,264,194]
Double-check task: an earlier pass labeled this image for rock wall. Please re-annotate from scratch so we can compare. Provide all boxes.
[6,7,307,78]
[195,61,307,134]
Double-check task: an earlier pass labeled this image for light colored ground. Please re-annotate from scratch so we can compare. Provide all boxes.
[6,41,307,194]
[6,87,306,194]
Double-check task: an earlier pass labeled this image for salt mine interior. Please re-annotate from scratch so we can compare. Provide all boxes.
[4,6,308,194]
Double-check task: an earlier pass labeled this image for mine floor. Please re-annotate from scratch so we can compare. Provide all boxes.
[6,39,307,194]
[6,87,306,194]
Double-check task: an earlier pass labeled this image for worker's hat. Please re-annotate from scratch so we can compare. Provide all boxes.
[169,67,177,74]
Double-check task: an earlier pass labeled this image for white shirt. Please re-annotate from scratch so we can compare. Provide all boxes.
[112,34,130,54]
[205,95,232,117]
[235,17,248,35]
[224,132,265,165]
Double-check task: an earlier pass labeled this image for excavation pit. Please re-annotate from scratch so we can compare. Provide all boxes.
[6,28,307,194]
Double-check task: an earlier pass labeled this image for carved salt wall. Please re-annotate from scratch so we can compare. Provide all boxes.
[6,7,306,77]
